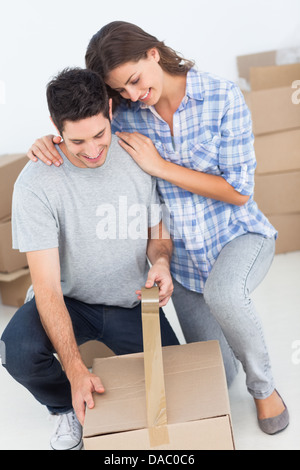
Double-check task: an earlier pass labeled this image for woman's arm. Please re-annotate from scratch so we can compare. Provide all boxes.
[158,160,249,206]
[116,132,249,206]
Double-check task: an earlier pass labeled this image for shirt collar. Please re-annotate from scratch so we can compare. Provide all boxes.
[185,67,205,101]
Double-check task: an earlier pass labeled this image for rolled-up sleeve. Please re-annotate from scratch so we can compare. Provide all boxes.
[219,84,256,196]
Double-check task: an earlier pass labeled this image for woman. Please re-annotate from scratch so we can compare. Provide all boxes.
[27,21,288,434]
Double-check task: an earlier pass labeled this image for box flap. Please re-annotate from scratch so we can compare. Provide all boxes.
[237,50,277,83]
[79,341,115,369]
[83,341,230,439]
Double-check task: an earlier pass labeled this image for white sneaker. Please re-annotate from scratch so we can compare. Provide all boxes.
[50,410,83,450]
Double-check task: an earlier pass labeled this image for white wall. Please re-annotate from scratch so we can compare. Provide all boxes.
[0,0,300,154]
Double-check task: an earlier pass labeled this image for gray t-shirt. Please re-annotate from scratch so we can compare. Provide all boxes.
[12,135,161,308]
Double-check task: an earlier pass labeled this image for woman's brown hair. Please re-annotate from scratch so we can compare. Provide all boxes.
[85,21,194,109]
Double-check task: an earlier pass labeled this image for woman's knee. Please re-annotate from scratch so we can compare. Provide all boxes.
[203,272,246,320]
[204,271,230,303]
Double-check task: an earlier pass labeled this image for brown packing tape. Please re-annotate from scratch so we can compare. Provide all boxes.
[141,286,169,447]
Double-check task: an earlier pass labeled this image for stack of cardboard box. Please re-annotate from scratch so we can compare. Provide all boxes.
[0,153,32,307]
[237,48,300,254]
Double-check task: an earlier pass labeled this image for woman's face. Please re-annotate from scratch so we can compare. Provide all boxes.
[105,48,164,106]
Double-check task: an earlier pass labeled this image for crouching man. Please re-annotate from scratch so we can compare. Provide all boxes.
[1,68,179,450]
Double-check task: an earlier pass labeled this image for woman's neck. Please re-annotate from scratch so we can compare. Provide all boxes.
[156,72,187,114]
[154,73,187,134]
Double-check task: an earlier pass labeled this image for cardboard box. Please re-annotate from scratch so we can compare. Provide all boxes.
[237,47,300,91]
[269,213,300,254]
[83,342,234,450]
[0,218,28,273]
[0,153,28,220]
[237,51,300,136]
[237,49,300,253]
[0,268,31,307]
[254,129,300,174]
[247,85,300,135]
[246,86,300,136]
[250,63,300,91]
[237,49,279,87]
[83,287,234,450]
[79,341,115,369]
[254,171,300,215]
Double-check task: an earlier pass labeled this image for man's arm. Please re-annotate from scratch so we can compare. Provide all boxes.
[136,220,173,307]
[26,248,104,424]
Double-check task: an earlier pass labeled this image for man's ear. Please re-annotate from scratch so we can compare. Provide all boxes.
[108,98,113,121]
[49,116,62,137]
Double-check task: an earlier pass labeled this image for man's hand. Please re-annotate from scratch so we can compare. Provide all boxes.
[69,368,105,426]
[136,260,173,307]
[142,221,173,307]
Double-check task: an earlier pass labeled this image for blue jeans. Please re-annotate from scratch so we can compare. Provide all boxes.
[172,233,276,399]
[1,296,179,414]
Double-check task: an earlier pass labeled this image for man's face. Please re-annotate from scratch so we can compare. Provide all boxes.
[61,111,112,169]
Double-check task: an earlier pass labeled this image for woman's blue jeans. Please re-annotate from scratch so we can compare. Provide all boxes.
[172,233,276,399]
[1,297,179,414]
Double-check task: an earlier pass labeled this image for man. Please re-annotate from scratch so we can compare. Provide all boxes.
[1,68,179,450]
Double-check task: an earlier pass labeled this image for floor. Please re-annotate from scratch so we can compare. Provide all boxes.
[0,251,299,450]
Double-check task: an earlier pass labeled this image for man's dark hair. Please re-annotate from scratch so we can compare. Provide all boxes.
[46,67,110,135]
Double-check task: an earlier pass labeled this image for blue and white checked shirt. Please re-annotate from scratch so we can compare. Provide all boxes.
[112,67,277,293]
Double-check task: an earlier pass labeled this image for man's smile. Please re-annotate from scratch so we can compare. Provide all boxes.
[80,148,105,163]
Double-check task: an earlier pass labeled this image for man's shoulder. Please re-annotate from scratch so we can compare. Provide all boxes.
[109,134,151,179]
[15,158,62,190]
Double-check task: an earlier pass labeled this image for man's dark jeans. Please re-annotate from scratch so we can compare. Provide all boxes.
[1,296,179,413]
